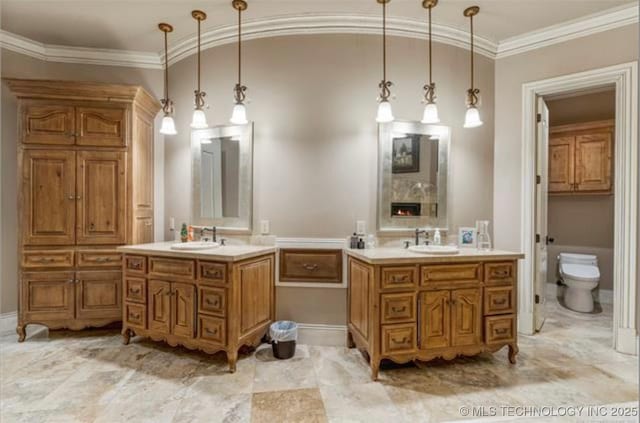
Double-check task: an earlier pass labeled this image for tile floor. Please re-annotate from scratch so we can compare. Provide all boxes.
[1,299,638,422]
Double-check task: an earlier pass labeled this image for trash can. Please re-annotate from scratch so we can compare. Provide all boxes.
[269,321,297,359]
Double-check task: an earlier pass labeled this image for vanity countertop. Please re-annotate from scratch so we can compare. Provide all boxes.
[345,247,524,265]
[117,242,276,262]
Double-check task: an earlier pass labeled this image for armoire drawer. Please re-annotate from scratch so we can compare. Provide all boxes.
[421,263,482,286]
[125,277,146,304]
[149,257,195,279]
[22,250,74,268]
[124,303,146,329]
[198,261,227,284]
[484,262,515,284]
[485,314,516,344]
[77,250,121,267]
[198,315,226,345]
[279,249,342,283]
[124,255,147,274]
[199,286,226,317]
[484,286,515,315]
[381,324,416,355]
[380,293,416,324]
[380,266,418,290]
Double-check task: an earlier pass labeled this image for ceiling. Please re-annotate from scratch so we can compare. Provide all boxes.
[2,0,636,53]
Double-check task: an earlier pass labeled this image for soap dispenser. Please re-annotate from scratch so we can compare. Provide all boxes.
[433,229,442,246]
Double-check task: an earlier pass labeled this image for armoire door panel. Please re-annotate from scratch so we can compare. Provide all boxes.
[419,290,450,350]
[451,288,482,347]
[172,282,195,338]
[575,133,611,192]
[239,257,274,337]
[75,271,122,320]
[22,103,75,145]
[76,151,126,245]
[148,280,171,334]
[548,136,575,193]
[76,106,127,147]
[22,271,75,321]
[22,150,76,245]
[349,259,371,341]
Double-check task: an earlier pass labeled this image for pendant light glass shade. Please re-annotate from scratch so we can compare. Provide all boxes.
[191,109,208,129]
[230,103,248,125]
[160,116,177,135]
[421,102,440,124]
[376,100,394,123]
[463,106,483,128]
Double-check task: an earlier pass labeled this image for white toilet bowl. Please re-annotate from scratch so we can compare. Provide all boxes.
[558,253,600,313]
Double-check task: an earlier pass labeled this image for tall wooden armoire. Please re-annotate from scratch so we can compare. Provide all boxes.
[6,79,160,341]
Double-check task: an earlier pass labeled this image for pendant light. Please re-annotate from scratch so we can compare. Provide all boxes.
[376,0,394,123]
[230,0,249,125]
[463,6,483,128]
[158,23,177,135]
[191,10,208,129]
[421,0,439,124]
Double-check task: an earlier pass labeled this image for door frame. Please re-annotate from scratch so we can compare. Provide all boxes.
[520,61,638,355]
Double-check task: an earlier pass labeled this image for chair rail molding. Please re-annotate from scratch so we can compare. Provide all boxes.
[1,3,637,68]
[520,61,638,356]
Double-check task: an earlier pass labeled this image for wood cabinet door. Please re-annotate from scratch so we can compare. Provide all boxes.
[575,133,612,192]
[450,288,482,347]
[419,290,450,350]
[349,259,372,342]
[22,271,75,321]
[148,279,171,334]
[548,136,575,193]
[76,151,126,245]
[21,103,75,145]
[75,270,122,320]
[22,150,76,245]
[172,282,196,338]
[238,256,274,337]
[76,106,127,147]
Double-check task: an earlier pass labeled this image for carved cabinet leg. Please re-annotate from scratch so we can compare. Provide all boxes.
[370,359,380,381]
[16,324,26,342]
[227,350,239,373]
[122,328,132,345]
[508,344,519,364]
[347,330,356,349]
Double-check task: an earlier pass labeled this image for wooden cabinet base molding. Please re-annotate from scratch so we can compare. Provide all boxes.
[347,253,522,380]
[8,78,161,339]
[121,253,275,373]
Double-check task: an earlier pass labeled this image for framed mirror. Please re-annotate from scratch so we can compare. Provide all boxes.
[191,123,254,232]
[377,120,450,232]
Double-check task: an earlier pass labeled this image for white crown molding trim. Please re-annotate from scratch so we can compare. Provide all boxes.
[1,4,637,69]
[496,3,639,59]
[0,30,162,69]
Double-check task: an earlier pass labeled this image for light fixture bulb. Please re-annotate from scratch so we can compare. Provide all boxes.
[159,115,177,135]
[191,109,208,129]
[376,100,394,123]
[463,106,483,128]
[230,103,248,125]
[421,102,440,124]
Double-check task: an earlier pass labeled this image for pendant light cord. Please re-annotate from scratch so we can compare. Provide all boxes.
[164,31,169,103]
[238,7,242,86]
[428,6,432,86]
[470,14,474,91]
[382,1,387,83]
[197,18,201,93]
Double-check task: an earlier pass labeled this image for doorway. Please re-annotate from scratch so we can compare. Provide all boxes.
[519,62,638,355]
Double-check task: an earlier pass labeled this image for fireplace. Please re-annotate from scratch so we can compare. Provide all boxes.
[391,202,421,217]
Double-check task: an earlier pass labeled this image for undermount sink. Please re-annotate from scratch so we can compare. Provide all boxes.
[408,245,459,255]
[170,241,221,251]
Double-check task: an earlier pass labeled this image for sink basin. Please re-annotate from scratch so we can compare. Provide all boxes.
[408,245,459,255]
[170,241,221,251]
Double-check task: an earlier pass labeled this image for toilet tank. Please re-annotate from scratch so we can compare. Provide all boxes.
[558,253,598,266]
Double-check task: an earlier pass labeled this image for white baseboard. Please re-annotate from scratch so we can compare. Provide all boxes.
[616,328,639,355]
[0,312,17,333]
[518,311,535,335]
[545,282,613,304]
[297,323,347,347]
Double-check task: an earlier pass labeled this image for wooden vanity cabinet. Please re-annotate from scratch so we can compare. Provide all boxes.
[122,253,275,372]
[549,120,613,195]
[8,79,161,340]
[347,257,519,380]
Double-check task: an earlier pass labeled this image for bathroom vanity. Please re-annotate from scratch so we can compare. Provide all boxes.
[346,248,524,380]
[118,242,275,372]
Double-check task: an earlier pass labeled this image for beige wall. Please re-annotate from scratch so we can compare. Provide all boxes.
[545,91,616,289]
[0,49,164,314]
[164,34,495,325]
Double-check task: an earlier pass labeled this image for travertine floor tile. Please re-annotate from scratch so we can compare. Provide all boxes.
[252,388,327,423]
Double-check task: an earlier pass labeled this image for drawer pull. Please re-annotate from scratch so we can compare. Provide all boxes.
[129,313,141,320]
[391,305,407,313]
[205,298,219,307]
[35,257,54,263]
[391,275,408,283]
[204,269,222,278]
[95,257,114,263]
[205,327,218,335]
[392,336,409,344]
[302,264,319,271]
[492,269,510,277]
[129,262,142,270]
[129,288,141,294]
[495,328,509,335]
[493,298,507,305]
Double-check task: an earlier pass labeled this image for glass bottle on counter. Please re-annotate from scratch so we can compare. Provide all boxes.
[476,220,492,251]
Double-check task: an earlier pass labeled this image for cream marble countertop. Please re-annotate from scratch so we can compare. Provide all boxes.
[345,247,524,265]
[117,242,276,262]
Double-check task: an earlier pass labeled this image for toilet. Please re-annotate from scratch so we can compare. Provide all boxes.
[558,253,600,313]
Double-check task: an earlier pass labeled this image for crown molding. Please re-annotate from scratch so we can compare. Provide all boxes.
[1,4,637,69]
[0,30,162,69]
[496,3,639,59]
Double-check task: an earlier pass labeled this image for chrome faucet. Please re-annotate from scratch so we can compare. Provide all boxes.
[414,228,429,246]
[200,226,217,242]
